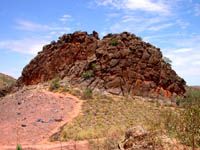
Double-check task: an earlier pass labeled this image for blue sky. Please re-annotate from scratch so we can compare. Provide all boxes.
[0,0,200,85]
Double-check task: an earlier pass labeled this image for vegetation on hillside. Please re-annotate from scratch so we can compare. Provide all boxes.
[108,37,118,46]
[49,84,200,149]
[164,87,200,149]
[0,73,16,89]
[50,87,169,148]
[49,77,60,91]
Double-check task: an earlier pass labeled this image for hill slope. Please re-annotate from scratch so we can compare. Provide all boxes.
[17,31,186,100]
[0,73,16,89]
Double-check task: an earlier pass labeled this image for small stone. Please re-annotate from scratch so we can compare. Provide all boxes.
[48,119,54,123]
[54,117,63,122]
[21,124,27,127]
[54,109,59,113]
[37,118,46,123]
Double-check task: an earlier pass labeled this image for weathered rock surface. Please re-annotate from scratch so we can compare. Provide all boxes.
[17,31,186,99]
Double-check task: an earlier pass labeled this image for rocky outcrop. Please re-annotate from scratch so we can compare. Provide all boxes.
[17,31,186,99]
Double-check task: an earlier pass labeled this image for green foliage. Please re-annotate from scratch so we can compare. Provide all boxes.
[176,97,181,106]
[137,36,142,41]
[164,107,200,148]
[81,88,93,100]
[108,37,118,46]
[49,77,60,91]
[16,145,22,150]
[163,56,172,64]
[82,70,93,79]
[91,62,96,68]
[179,87,200,107]
[164,87,200,149]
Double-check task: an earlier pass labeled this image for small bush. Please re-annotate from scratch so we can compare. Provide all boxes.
[179,87,200,107]
[16,145,22,150]
[164,87,200,149]
[164,106,200,149]
[82,70,93,79]
[49,77,60,91]
[81,88,93,100]
[91,62,96,68]
[176,97,181,106]
[108,38,118,46]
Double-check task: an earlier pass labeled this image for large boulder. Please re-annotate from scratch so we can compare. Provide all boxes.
[16,31,186,100]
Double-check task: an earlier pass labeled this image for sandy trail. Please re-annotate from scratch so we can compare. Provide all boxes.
[0,90,89,150]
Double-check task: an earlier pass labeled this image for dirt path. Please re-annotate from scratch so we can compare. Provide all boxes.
[0,89,89,150]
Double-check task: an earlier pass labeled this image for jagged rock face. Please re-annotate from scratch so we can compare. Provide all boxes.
[17,31,186,99]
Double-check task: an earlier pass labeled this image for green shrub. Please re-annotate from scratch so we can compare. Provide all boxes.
[16,145,22,150]
[108,38,118,46]
[176,97,181,106]
[81,88,93,100]
[91,62,96,68]
[164,105,200,149]
[164,87,200,149]
[49,77,60,91]
[179,87,200,107]
[82,70,93,79]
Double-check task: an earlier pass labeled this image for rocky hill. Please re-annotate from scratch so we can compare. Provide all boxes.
[17,31,186,100]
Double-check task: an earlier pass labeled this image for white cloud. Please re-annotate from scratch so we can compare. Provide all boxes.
[122,15,143,23]
[107,13,120,17]
[173,48,193,53]
[148,23,173,31]
[163,46,200,77]
[171,35,200,47]
[124,0,169,14]
[192,61,200,65]
[15,20,71,32]
[50,31,57,35]
[63,14,71,18]
[194,3,200,16]
[59,14,72,22]
[0,39,49,55]
[96,0,170,15]
[176,19,190,29]
[110,16,166,33]
[100,31,107,37]
[15,20,51,31]
[143,33,181,42]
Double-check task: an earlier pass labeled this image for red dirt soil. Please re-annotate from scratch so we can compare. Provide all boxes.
[0,90,89,150]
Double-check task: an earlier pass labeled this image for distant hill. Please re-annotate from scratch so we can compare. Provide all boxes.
[0,73,16,89]
[191,86,200,89]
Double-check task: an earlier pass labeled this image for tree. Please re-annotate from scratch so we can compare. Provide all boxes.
[163,56,172,64]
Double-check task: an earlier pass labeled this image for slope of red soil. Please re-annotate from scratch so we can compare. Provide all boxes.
[0,89,89,150]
